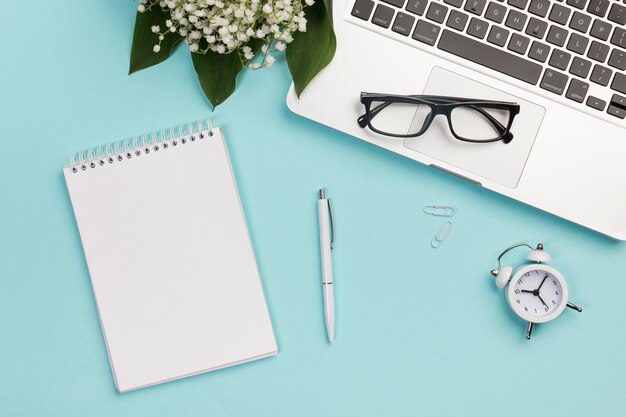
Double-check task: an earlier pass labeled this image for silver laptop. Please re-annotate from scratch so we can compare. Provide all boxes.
[287,0,626,239]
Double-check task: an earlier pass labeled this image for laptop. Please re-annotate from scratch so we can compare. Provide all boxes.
[287,0,626,239]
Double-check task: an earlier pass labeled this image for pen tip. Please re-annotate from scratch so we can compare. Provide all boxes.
[319,189,325,199]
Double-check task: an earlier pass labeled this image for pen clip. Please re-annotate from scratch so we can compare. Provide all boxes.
[328,198,335,249]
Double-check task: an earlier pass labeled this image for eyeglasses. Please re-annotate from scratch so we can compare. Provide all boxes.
[358,93,520,144]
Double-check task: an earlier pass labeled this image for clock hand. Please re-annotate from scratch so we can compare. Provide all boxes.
[538,294,548,308]
[537,275,548,291]
[520,290,534,294]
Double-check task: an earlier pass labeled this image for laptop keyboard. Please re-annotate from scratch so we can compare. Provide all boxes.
[350,0,626,121]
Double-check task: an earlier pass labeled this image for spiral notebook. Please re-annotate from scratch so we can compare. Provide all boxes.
[63,121,277,392]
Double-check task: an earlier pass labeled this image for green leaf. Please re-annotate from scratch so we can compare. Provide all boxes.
[191,50,245,108]
[323,0,333,25]
[286,1,337,97]
[190,39,263,108]
[129,6,183,74]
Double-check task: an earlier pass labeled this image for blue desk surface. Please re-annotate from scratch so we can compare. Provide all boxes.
[2,2,626,416]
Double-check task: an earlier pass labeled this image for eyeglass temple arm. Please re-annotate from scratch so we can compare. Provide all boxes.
[357,101,394,128]
[359,101,513,143]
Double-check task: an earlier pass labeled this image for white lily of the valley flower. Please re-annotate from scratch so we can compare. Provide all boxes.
[140,0,312,62]
[264,55,276,67]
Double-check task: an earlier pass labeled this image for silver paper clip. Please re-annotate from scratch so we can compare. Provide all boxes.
[423,205,457,217]
[431,221,452,248]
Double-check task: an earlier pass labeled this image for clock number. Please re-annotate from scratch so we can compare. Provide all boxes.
[534,309,537,314]
[545,273,549,278]
[552,280,556,285]
[524,272,530,277]
[517,279,523,285]
[516,299,520,304]
[524,307,528,312]
[514,289,521,294]
[544,306,549,312]
[551,300,556,305]
[555,291,559,295]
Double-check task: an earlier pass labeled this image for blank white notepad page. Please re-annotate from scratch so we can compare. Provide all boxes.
[64,128,277,392]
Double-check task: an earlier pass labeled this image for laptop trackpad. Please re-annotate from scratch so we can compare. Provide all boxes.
[403,67,545,188]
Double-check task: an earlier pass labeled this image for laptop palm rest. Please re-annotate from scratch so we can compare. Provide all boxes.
[402,67,545,188]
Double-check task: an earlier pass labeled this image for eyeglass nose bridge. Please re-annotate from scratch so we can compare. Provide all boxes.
[416,105,447,134]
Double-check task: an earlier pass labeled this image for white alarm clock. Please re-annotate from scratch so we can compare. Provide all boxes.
[490,243,582,340]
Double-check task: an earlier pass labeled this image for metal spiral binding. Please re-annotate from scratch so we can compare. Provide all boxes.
[69,119,214,173]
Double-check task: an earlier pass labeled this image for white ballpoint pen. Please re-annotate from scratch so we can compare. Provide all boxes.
[317,188,335,343]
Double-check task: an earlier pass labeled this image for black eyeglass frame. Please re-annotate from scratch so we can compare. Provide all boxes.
[358,93,521,144]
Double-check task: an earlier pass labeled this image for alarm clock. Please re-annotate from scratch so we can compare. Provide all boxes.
[489,243,582,340]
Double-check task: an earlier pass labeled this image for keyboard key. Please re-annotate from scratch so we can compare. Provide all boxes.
[549,49,572,69]
[566,78,589,102]
[587,41,610,62]
[549,3,571,25]
[590,19,612,41]
[608,3,626,24]
[352,0,375,20]
[567,33,589,54]
[467,17,490,38]
[607,104,626,119]
[506,9,528,31]
[412,19,441,44]
[612,72,626,94]
[608,49,626,70]
[447,10,469,30]
[611,94,626,108]
[570,56,593,77]
[526,17,548,38]
[508,0,529,9]
[587,0,610,17]
[566,0,587,10]
[547,25,569,46]
[426,2,448,23]
[444,0,464,6]
[487,25,510,46]
[529,40,551,62]
[611,28,626,49]
[590,64,612,85]
[465,0,487,15]
[437,29,543,84]
[485,2,507,23]
[382,0,406,8]
[569,11,592,32]
[508,33,531,53]
[406,0,428,15]
[392,12,417,35]
[529,0,550,17]
[372,4,395,28]
[586,96,606,111]
[541,68,569,94]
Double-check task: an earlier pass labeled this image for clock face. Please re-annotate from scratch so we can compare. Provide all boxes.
[506,265,569,324]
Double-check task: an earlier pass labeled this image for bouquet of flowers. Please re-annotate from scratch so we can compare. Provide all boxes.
[129,0,336,107]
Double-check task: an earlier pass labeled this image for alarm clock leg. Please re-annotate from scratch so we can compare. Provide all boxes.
[526,322,534,340]
[566,302,583,312]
